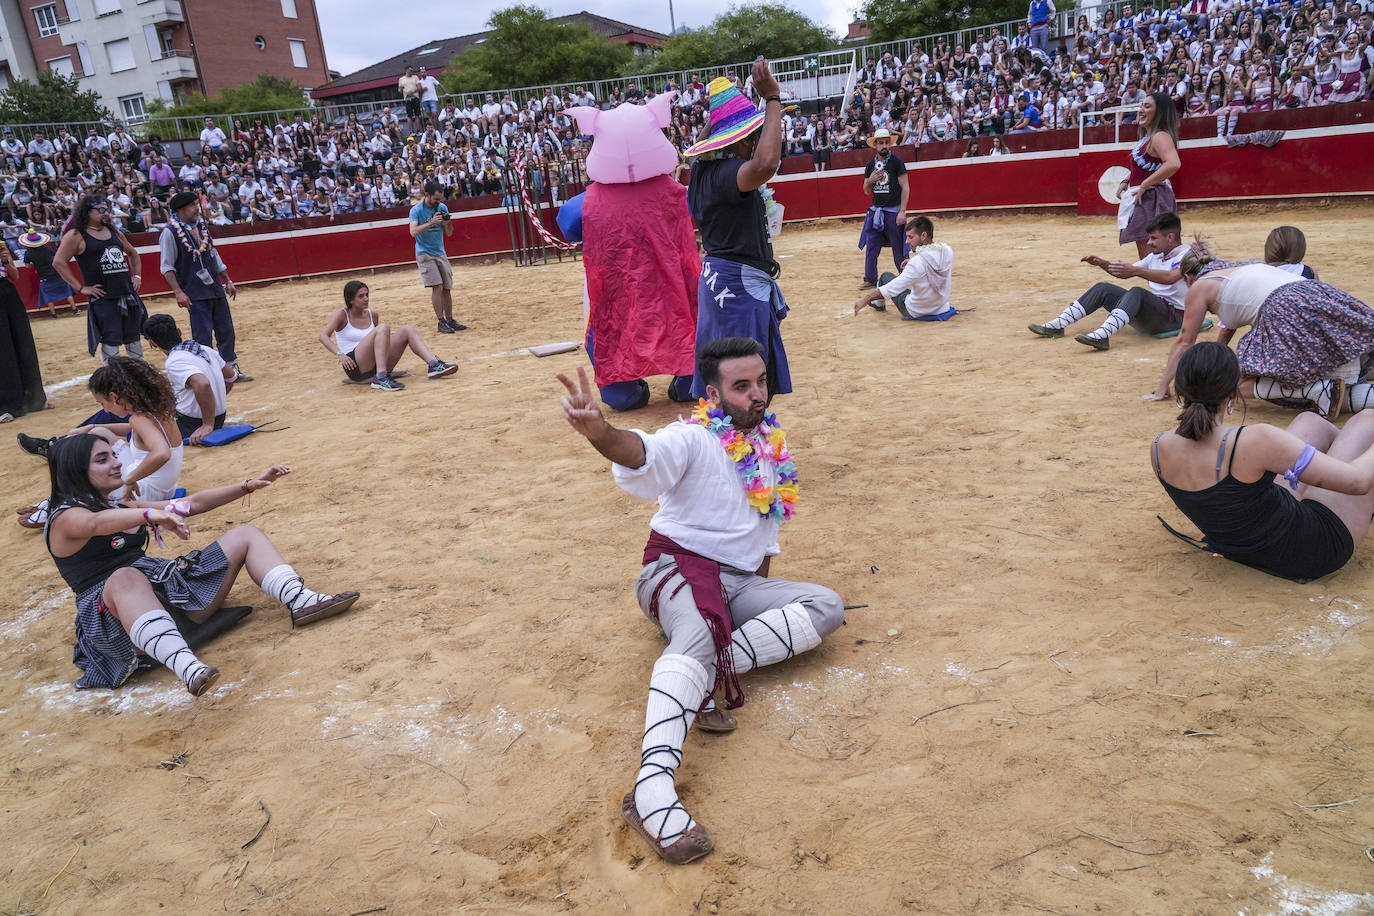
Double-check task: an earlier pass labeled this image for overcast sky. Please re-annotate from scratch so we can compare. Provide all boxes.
[316,1,860,76]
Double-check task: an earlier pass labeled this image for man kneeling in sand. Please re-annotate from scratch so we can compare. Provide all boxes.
[556,337,845,865]
[853,215,956,320]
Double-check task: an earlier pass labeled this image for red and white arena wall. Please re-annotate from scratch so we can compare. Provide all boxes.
[17,104,1374,312]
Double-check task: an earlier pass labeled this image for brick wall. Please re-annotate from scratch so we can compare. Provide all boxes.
[21,0,77,74]
[183,0,330,96]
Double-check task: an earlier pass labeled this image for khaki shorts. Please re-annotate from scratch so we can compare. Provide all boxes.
[416,252,453,289]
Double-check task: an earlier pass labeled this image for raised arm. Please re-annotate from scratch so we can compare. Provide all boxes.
[166,465,292,516]
[737,59,783,193]
[556,365,646,468]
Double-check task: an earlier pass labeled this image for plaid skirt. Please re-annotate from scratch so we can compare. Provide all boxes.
[72,542,230,689]
[1119,182,1176,245]
[1236,280,1374,386]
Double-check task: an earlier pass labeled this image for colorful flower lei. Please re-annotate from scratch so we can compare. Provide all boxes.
[685,399,799,523]
[169,212,212,256]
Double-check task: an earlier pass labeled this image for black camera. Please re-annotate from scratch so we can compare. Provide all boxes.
[439,210,450,221]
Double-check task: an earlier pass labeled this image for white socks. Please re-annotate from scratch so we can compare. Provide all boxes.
[729,603,823,674]
[260,564,320,613]
[635,654,708,848]
[1348,382,1374,413]
[1254,377,1336,416]
[130,609,209,688]
[1041,301,1086,331]
[1085,308,1129,340]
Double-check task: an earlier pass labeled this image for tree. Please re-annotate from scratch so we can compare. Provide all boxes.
[0,71,111,125]
[859,0,1026,44]
[147,74,310,119]
[439,6,633,94]
[644,4,839,75]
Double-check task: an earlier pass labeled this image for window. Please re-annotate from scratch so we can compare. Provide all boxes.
[33,4,59,37]
[416,46,441,56]
[105,37,134,71]
[288,38,307,68]
[46,56,74,77]
[280,0,297,17]
[92,0,120,16]
[119,93,146,124]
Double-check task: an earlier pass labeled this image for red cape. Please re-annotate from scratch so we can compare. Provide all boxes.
[583,175,700,386]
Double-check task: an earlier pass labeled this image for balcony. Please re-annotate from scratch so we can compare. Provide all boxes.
[140,0,184,26]
[152,48,196,81]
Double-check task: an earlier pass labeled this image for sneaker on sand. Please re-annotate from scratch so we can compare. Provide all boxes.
[444,318,468,331]
[1028,322,1064,338]
[231,362,254,382]
[437,321,455,334]
[371,375,405,391]
[427,360,458,379]
[17,433,52,458]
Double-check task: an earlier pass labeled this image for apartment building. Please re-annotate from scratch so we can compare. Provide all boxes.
[0,0,331,123]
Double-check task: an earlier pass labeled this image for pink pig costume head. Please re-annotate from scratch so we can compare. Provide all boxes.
[564,91,679,184]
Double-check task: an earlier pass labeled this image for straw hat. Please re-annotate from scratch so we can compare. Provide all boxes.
[867,128,897,148]
[683,77,767,158]
[18,231,51,248]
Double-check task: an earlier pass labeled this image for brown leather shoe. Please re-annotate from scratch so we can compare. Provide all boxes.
[694,706,737,734]
[621,792,713,865]
[291,591,360,627]
[187,666,220,697]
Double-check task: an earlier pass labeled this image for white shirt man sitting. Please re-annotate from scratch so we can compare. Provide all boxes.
[854,215,958,321]
[200,118,227,155]
[142,313,235,445]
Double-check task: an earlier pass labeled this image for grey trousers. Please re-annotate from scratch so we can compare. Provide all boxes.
[634,554,845,684]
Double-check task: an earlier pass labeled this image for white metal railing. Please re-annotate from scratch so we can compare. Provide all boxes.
[1079,102,1143,147]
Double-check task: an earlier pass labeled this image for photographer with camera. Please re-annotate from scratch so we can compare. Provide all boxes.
[408,179,465,334]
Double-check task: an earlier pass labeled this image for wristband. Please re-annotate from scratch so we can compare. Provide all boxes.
[143,509,165,548]
[765,95,781,104]
[241,479,252,494]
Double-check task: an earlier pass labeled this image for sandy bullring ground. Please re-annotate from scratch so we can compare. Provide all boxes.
[2,203,1373,914]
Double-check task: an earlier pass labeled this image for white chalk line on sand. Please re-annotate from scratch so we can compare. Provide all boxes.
[1250,851,1374,915]
[2,589,73,642]
[43,374,91,397]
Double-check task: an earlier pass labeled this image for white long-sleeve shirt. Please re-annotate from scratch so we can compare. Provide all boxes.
[613,422,781,571]
[878,242,955,316]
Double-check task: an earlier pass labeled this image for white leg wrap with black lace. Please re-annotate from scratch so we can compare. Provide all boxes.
[260,564,321,614]
[635,653,708,848]
[729,603,823,674]
[129,608,209,688]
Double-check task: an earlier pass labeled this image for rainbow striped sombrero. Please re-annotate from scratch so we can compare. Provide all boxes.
[683,77,767,158]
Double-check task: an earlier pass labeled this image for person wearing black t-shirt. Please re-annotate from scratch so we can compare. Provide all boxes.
[53,195,145,362]
[684,59,792,400]
[859,129,909,289]
[18,230,76,318]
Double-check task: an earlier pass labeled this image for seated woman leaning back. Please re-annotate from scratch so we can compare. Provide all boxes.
[1152,341,1374,583]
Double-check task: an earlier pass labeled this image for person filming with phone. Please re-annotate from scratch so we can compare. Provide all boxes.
[408,179,465,334]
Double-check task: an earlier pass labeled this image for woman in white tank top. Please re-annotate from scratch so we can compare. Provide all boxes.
[1147,241,1374,417]
[317,280,458,391]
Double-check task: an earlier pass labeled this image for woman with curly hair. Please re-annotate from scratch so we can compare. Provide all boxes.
[16,356,183,528]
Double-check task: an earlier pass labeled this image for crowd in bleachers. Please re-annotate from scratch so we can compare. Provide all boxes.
[0,0,1369,237]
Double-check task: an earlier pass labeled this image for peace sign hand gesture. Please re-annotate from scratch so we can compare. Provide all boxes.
[556,366,608,441]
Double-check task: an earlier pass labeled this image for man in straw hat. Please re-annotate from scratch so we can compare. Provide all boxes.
[159,191,250,381]
[685,59,792,401]
[858,128,909,290]
[18,230,77,319]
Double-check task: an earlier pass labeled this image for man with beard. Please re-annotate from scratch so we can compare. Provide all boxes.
[556,336,845,865]
[53,196,145,362]
[858,127,909,290]
[159,191,250,381]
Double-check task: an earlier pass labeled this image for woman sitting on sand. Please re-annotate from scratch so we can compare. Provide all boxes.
[1153,342,1374,582]
[1146,238,1374,417]
[44,436,361,694]
[17,356,183,529]
[318,280,457,391]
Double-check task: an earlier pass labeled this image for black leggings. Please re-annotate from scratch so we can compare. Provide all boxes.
[1077,282,1181,335]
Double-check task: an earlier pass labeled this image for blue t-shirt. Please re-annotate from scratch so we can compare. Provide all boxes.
[409,201,449,257]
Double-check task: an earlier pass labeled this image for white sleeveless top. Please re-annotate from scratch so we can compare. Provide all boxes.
[335,309,374,354]
[1213,263,1301,330]
[116,420,183,503]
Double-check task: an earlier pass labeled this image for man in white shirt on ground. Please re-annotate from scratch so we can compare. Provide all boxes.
[854,216,958,321]
[1028,210,1190,348]
[142,313,235,445]
[555,337,844,866]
